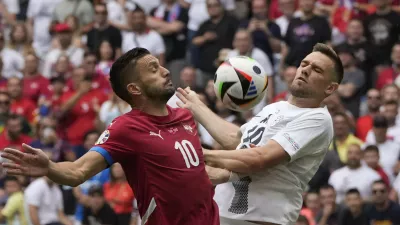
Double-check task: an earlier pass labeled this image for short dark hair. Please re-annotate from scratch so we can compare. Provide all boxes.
[333,112,349,123]
[83,130,99,142]
[346,188,360,196]
[4,176,19,184]
[364,145,379,154]
[88,184,103,196]
[372,179,388,188]
[312,43,344,84]
[373,115,389,128]
[319,184,335,192]
[109,47,150,104]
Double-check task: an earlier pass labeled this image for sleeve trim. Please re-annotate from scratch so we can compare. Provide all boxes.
[90,146,114,166]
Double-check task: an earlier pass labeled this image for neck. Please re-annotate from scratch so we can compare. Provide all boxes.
[26,71,37,77]
[211,14,223,23]
[348,37,363,45]
[376,6,391,15]
[96,21,108,30]
[369,109,379,115]
[376,200,390,211]
[349,164,361,170]
[165,2,175,8]
[133,27,146,34]
[376,138,386,144]
[132,101,169,116]
[288,95,321,108]
[60,44,70,50]
[301,11,314,20]
[351,208,362,217]
[336,134,348,142]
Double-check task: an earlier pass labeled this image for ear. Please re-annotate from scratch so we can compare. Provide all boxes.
[127,83,141,96]
[325,82,339,96]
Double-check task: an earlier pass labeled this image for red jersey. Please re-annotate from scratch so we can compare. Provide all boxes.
[60,89,108,145]
[0,130,32,150]
[355,115,373,141]
[376,67,398,90]
[66,74,111,94]
[91,106,219,225]
[10,98,37,123]
[104,181,134,214]
[23,75,50,103]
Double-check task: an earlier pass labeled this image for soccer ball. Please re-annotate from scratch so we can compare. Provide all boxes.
[214,56,268,112]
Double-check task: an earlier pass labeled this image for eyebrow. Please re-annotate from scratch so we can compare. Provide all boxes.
[301,60,325,72]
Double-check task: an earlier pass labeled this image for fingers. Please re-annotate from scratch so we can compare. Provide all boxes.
[3,148,25,158]
[249,144,257,148]
[176,101,184,108]
[22,143,39,154]
[177,87,188,97]
[1,152,22,164]
[175,92,187,104]
[1,163,26,176]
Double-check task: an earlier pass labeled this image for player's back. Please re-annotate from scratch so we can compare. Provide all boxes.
[91,106,219,225]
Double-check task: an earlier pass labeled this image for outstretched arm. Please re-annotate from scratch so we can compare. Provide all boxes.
[176,87,241,149]
[2,144,108,187]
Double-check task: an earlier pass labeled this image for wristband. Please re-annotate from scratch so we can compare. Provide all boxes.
[228,171,240,182]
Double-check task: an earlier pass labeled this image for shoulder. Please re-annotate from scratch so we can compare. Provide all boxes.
[25,179,45,193]
[171,107,194,121]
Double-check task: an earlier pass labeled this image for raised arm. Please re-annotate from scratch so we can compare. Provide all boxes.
[1,144,108,187]
[176,87,241,149]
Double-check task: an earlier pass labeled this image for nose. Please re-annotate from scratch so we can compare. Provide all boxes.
[301,65,311,77]
[161,66,170,78]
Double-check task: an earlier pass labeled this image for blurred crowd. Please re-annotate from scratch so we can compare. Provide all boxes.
[0,0,398,225]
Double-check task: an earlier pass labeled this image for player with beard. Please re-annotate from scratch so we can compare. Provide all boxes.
[1,48,219,225]
[176,43,343,225]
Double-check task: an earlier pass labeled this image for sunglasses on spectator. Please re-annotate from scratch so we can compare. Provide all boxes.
[372,189,386,194]
[367,96,380,100]
[0,100,10,105]
[96,10,107,15]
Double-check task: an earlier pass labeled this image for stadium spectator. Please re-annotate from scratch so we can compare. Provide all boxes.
[26,0,62,58]
[366,180,400,224]
[336,45,365,118]
[86,3,122,56]
[192,0,238,85]
[148,0,188,77]
[0,114,31,151]
[8,23,34,56]
[274,66,297,102]
[121,5,165,66]
[381,84,400,104]
[63,15,84,49]
[300,191,320,225]
[275,0,300,36]
[376,43,400,90]
[22,52,50,103]
[338,189,368,225]
[95,40,114,78]
[329,144,380,203]
[356,88,381,141]
[178,66,198,89]
[82,185,118,225]
[316,184,340,225]
[227,29,275,102]
[52,0,94,27]
[103,163,134,225]
[24,176,72,225]
[0,176,27,225]
[283,0,331,67]
[7,77,36,123]
[98,93,131,129]
[50,55,72,79]
[364,116,400,181]
[240,0,281,65]
[0,92,10,133]
[329,113,363,163]
[366,101,400,143]
[79,52,110,93]
[58,67,107,145]
[0,32,24,79]
[43,23,84,78]
[364,0,400,69]
[363,145,391,187]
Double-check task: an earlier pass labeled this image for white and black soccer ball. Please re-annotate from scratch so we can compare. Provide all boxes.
[214,56,269,112]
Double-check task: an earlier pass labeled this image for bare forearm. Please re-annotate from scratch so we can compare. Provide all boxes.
[205,165,230,185]
[204,149,264,173]
[60,92,83,116]
[193,105,240,149]
[47,161,86,187]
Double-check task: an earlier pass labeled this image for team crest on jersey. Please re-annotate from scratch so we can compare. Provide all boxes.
[182,123,195,136]
[96,130,110,145]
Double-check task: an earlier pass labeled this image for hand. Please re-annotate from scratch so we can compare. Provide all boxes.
[203,32,217,41]
[248,19,258,32]
[256,21,269,34]
[322,204,334,217]
[78,80,91,94]
[176,87,206,113]
[205,165,230,185]
[1,144,50,177]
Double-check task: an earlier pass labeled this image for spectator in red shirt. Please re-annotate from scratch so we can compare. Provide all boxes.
[104,163,135,225]
[7,77,36,124]
[23,52,50,103]
[0,91,10,133]
[273,66,296,102]
[356,89,381,141]
[363,145,391,187]
[59,67,108,145]
[376,43,400,90]
[0,114,32,151]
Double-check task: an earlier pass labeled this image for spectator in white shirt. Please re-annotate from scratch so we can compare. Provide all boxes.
[42,23,84,78]
[366,101,400,144]
[121,4,165,65]
[364,115,400,181]
[0,32,24,78]
[329,144,381,204]
[25,177,72,225]
[275,0,301,36]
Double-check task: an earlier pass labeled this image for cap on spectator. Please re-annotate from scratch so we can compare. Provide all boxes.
[373,115,388,128]
[53,23,72,33]
[88,184,103,196]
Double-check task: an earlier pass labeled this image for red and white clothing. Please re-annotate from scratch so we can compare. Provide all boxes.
[0,131,32,150]
[10,98,37,123]
[23,74,50,103]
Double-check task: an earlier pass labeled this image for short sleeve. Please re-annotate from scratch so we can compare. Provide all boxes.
[153,32,166,55]
[222,0,235,10]
[26,0,38,18]
[24,183,41,207]
[90,119,133,166]
[4,0,20,14]
[271,111,333,162]
[1,194,21,218]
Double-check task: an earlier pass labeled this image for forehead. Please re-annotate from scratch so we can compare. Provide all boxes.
[303,52,334,70]
[137,54,159,68]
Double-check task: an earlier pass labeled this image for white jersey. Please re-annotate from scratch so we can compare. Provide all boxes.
[214,101,334,225]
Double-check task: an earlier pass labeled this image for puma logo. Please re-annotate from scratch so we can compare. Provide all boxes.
[149,130,164,140]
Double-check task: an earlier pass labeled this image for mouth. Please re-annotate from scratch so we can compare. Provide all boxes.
[297,77,307,83]
[165,79,173,86]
